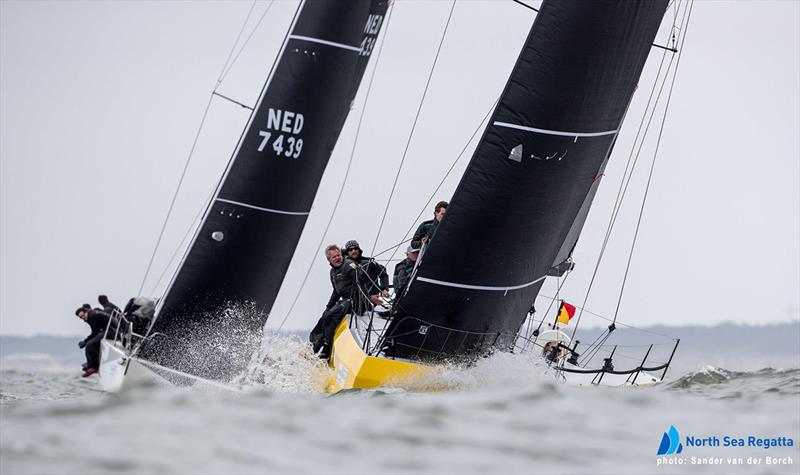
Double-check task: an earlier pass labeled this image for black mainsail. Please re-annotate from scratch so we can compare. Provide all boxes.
[385,0,668,359]
[149,0,388,375]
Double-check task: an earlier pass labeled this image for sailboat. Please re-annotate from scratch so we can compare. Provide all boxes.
[324,0,686,392]
[98,0,389,392]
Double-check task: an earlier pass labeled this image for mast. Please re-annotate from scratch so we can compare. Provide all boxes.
[385,0,668,360]
[148,0,388,377]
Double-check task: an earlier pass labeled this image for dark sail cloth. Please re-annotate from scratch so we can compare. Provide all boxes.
[385,0,669,359]
[150,0,390,380]
[309,260,358,356]
[81,310,116,369]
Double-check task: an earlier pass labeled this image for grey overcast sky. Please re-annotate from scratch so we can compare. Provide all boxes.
[1,0,798,337]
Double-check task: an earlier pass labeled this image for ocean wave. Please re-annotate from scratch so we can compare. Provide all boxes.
[664,365,799,398]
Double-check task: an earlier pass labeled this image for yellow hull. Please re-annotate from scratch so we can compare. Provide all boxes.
[324,315,439,393]
[322,316,659,392]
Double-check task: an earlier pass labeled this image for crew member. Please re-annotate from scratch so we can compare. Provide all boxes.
[98,294,120,315]
[412,200,448,247]
[393,243,420,297]
[309,244,357,360]
[123,296,158,334]
[76,306,116,377]
[343,239,388,312]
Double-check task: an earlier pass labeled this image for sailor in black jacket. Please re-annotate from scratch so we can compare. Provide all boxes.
[324,251,356,310]
[393,243,420,298]
[76,306,116,376]
[309,245,357,359]
[342,240,389,314]
[411,200,448,246]
[98,294,120,315]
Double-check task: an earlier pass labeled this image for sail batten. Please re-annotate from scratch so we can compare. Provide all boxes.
[214,198,310,216]
[415,275,547,292]
[492,122,619,138]
[386,0,668,360]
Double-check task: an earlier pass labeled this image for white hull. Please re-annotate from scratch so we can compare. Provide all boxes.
[98,340,163,392]
[98,339,241,393]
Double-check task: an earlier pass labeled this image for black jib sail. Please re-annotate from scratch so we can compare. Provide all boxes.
[384,0,667,360]
[149,0,388,375]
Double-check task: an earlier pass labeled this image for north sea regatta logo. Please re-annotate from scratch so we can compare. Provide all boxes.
[655,425,795,467]
[657,425,684,455]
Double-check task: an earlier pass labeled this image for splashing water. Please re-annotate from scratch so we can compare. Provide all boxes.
[236,332,331,394]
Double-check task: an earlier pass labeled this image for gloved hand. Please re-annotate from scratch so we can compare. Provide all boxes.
[78,340,86,349]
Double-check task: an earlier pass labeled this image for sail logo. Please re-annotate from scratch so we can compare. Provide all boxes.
[257,108,304,159]
[658,425,684,455]
[359,14,383,56]
[266,108,304,134]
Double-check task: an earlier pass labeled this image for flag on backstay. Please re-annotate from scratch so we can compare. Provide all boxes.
[556,301,576,325]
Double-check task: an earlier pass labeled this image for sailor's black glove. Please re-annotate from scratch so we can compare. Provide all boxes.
[78,340,86,349]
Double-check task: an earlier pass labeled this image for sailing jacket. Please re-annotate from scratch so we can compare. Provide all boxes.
[325,260,358,310]
[350,255,388,295]
[393,258,415,296]
[412,219,435,244]
[102,302,121,315]
[81,310,115,344]
[412,218,442,247]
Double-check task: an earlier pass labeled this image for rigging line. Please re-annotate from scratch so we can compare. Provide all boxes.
[135,1,273,297]
[524,272,570,352]
[606,4,687,237]
[212,91,254,110]
[217,0,258,83]
[370,236,414,260]
[536,293,678,340]
[369,0,458,258]
[652,43,678,53]
[381,97,498,268]
[611,0,693,325]
[600,32,683,261]
[511,0,539,13]
[137,91,216,296]
[571,52,672,332]
[219,0,277,83]
[597,0,689,323]
[533,272,569,336]
[148,192,214,296]
[274,4,396,332]
[568,57,674,337]
[150,0,305,329]
[606,56,676,238]
[579,330,612,367]
[570,2,689,340]
[671,0,682,49]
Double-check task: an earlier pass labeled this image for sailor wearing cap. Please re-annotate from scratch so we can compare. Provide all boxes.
[393,243,421,297]
[343,240,389,312]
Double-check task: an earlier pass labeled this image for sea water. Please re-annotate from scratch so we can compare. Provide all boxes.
[1,333,798,475]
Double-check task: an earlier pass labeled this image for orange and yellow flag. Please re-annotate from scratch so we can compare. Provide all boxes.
[556,301,576,325]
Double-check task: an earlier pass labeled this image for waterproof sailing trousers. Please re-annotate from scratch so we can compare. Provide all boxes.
[309,300,351,357]
[84,333,104,369]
